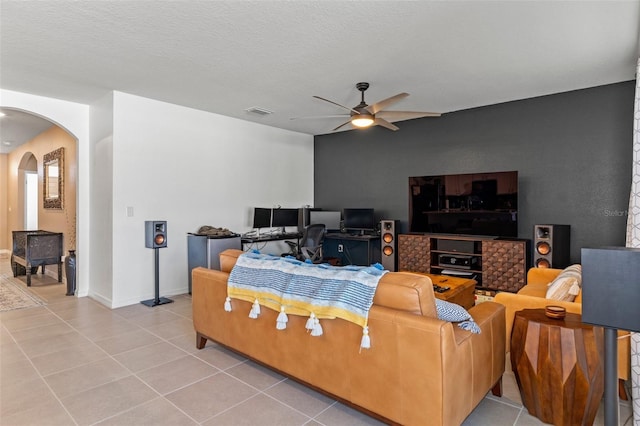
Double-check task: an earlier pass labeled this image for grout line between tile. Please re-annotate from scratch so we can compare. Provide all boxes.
[2,319,81,425]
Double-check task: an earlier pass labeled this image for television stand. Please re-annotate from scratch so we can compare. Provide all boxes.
[397,233,530,293]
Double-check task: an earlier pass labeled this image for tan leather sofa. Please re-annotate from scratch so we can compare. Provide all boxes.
[192,249,506,426]
[494,267,630,399]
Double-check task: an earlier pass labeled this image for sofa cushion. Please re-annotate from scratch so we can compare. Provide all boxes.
[373,272,438,318]
[517,281,549,298]
[546,264,582,302]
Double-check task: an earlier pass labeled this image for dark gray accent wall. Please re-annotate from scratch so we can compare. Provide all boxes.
[314,82,635,263]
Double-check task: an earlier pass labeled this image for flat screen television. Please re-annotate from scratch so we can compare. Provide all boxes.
[309,210,341,231]
[271,208,300,229]
[252,207,272,229]
[409,171,518,237]
[343,208,376,234]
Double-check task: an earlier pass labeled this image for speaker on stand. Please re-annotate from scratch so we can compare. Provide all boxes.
[533,224,570,268]
[142,220,173,307]
[380,220,400,271]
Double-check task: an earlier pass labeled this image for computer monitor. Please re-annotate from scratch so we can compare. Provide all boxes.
[252,207,272,229]
[343,208,376,234]
[309,211,341,231]
[271,208,300,230]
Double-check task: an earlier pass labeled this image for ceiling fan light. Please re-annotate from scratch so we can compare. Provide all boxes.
[351,114,374,128]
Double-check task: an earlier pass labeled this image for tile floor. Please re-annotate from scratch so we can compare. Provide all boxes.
[0,259,634,425]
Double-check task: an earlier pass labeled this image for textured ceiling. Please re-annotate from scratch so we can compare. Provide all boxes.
[1,0,639,146]
[0,108,54,154]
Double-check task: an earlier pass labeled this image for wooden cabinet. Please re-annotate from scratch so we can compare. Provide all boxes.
[398,233,530,292]
[482,239,528,292]
[397,234,430,273]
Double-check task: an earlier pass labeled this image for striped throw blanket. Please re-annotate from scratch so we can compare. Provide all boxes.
[226,251,387,347]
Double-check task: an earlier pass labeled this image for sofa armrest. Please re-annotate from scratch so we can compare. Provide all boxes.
[441,302,506,417]
[469,301,505,333]
[494,291,581,351]
[470,302,506,377]
[192,267,231,342]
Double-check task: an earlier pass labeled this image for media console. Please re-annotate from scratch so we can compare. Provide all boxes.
[397,233,530,293]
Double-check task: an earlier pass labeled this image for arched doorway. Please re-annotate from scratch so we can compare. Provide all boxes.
[4,110,78,297]
[2,91,88,299]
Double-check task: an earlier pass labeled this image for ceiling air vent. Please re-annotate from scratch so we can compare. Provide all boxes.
[245,106,273,116]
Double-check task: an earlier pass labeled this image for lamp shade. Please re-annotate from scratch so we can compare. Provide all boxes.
[581,247,640,332]
[351,114,374,128]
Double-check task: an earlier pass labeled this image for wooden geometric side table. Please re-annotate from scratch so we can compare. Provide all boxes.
[510,309,604,426]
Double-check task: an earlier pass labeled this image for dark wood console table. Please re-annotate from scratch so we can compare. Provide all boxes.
[11,230,63,286]
[510,309,604,426]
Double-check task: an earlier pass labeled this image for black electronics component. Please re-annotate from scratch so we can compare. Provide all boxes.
[438,254,477,269]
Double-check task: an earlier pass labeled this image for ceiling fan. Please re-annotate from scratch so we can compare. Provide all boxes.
[300,82,441,131]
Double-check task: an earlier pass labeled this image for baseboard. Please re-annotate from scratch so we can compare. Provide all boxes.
[88,291,113,308]
[0,249,10,259]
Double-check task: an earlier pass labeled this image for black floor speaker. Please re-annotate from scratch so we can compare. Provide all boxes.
[533,224,570,268]
[380,220,400,271]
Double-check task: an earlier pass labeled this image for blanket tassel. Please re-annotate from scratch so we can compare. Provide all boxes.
[305,313,316,332]
[311,317,323,336]
[458,320,481,334]
[249,298,260,319]
[276,306,288,330]
[360,326,371,351]
[224,297,232,312]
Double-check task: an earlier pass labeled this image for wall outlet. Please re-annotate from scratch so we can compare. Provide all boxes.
[338,244,344,253]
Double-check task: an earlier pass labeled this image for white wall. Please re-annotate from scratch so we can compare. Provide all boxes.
[1,89,314,308]
[0,89,90,296]
[88,93,114,306]
[110,92,314,307]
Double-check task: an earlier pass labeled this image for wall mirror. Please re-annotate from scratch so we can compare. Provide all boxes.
[43,147,64,209]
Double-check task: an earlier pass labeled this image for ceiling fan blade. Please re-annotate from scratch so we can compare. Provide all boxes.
[290,114,349,120]
[332,120,353,131]
[373,117,399,131]
[376,111,441,122]
[313,96,359,114]
[367,93,409,114]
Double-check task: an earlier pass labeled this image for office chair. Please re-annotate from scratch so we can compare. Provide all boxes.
[285,224,326,263]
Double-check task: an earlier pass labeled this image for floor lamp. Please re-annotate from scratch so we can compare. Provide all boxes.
[582,247,640,426]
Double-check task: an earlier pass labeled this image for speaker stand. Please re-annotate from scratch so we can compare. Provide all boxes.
[603,327,618,426]
[141,248,173,307]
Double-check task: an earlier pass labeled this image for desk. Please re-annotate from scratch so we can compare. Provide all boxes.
[511,309,604,426]
[324,233,380,266]
[241,233,302,252]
